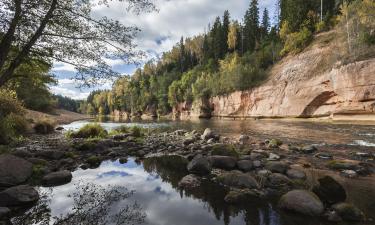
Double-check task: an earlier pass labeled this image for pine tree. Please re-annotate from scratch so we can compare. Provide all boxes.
[243,0,260,52]
[202,34,211,62]
[262,8,270,34]
[179,37,185,72]
[222,10,230,54]
[211,16,224,60]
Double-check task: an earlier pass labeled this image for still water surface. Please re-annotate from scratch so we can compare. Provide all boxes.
[63,118,375,146]
[12,156,375,225]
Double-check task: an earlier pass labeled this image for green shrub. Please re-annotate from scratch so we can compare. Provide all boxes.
[74,140,97,151]
[6,113,30,135]
[130,126,143,138]
[109,125,130,135]
[0,89,28,144]
[0,89,25,117]
[281,27,313,55]
[315,21,327,33]
[360,32,375,45]
[69,123,108,139]
[211,144,239,157]
[34,119,55,134]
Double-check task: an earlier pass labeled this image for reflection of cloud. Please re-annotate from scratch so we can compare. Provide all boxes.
[97,171,132,179]
[29,157,254,225]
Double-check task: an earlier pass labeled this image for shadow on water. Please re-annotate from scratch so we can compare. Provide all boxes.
[12,155,373,225]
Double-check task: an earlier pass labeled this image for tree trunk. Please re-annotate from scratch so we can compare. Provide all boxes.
[0,0,58,87]
[0,0,22,72]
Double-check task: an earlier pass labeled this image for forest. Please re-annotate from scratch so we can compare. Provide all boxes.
[81,0,374,117]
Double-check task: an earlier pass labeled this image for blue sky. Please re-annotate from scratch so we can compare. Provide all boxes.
[51,0,277,100]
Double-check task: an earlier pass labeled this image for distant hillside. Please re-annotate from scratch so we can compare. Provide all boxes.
[26,109,92,125]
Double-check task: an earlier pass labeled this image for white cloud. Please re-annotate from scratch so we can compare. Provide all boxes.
[53,0,277,99]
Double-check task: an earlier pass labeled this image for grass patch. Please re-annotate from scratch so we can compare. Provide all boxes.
[109,125,130,135]
[34,118,55,134]
[64,152,77,159]
[74,140,98,151]
[211,144,239,157]
[68,123,108,139]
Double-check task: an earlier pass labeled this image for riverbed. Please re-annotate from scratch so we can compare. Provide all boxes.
[10,118,374,225]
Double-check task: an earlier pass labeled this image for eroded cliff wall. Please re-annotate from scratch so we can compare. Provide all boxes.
[174,31,375,120]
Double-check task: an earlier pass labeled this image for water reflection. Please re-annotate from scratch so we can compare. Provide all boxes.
[13,182,145,225]
[12,156,372,225]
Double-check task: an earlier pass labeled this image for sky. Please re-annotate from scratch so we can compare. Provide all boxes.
[51,0,277,100]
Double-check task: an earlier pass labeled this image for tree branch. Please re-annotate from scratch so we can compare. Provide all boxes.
[0,0,58,86]
[0,0,22,72]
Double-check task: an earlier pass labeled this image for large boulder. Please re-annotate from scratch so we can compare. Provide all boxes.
[265,161,289,174]
[35,150,65,160]
[264,173,293,189]
[208,156,237,170]
[279,190,324,216]
[332,202,364,222]
[0,154,33,187]
[0,185,39,207]
[187,155,211,175]
[224,189,264,204]
[218,171,259,189]
[42,170,72,187]
[237,160,253,172]
[201,128,215,141]
[178,174,201,189]
[312,176,346,205]
[286,169,306,180]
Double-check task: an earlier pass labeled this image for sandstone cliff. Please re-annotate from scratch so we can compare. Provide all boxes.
[174,31,375,120]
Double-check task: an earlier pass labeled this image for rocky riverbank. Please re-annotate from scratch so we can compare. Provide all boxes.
[0,127,374,224]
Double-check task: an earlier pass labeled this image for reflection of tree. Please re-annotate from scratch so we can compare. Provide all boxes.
[143,156,188,188]
[143,156,282,225]
[11,189,52,225]
[12,182,145,225]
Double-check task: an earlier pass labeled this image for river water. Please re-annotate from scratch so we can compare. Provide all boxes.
[12,156,375,225]
[62,118,375,146]
[11,119,375,225]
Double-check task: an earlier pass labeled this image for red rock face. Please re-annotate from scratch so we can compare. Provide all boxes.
[174,32,375,120]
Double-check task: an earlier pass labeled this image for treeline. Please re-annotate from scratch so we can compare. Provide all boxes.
[82,0,375,116]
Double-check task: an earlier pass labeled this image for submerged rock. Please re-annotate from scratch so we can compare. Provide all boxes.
[326,160,359,170]
[332,202,364,221]
[0,154,33,188]
[264,173,293,189]
[178,174,201,189]
[286,169,306,180]
[300,145,318,154]
[265,161,289,174]
[42,170,72,186]
[187,155,211,175]
[224,189,264,204]
[237,160,253,172]
[208,156,237,170]
[35,150,65,160]
[0,185,39,207]
[279,190,324,216]
[340,170,357,178]
[217,171,259,189]
[201,128,214,141]
[0,207,10,219]
[312,176,346,205]
[267,153,280,161]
